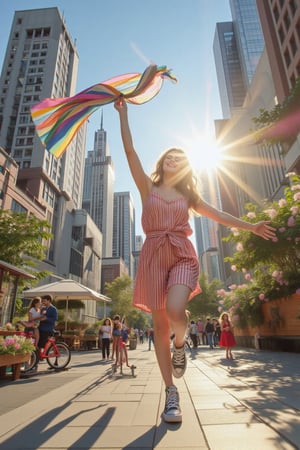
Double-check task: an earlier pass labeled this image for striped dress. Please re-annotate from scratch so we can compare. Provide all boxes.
[133,191,201,312]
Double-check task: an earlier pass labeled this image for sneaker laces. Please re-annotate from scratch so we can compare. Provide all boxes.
[172,346,185,367]
[165,386,179,411]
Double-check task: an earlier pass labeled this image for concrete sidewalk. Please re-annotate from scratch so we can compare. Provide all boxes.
[0,344,299,449]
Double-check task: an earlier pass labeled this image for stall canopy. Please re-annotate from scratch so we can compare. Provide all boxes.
[22,279,111,330]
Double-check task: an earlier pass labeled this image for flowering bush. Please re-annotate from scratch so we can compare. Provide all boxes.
[0,335,35,356]
[218,173,300,328]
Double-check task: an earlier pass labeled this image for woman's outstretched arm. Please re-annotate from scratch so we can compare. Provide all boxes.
[114,97,151,202]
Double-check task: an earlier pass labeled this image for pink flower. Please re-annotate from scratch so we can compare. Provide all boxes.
[272,237,278,242]
[291,184,300,191]
[236,243,244,252]
[278,199,287,207]
[259,293,265,301]
[245,273,252,281]
[231,227,239,236]
[231,265,237,272]
[232,314,239,323]
[247,212,256,219]
[287,216,295,227]
[217,306,222,312]
[14,343,21,350]
[290,206,299,215]
[219,300,225,305]
[217,289,226,296]
[293,192,300,201]
[279,227,286,233]
[272,270,279,278]
[229,284,237,290]
[264,208,277,219]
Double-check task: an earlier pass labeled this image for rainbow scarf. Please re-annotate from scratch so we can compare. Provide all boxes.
[31,64,177,158]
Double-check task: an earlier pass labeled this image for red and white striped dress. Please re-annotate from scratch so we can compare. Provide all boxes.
[133,191,201,312]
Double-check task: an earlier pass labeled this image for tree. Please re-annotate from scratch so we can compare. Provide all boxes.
[126,309,150,330]
[187,273,223,319]
[104,275,134,319]
[0,210,52,279]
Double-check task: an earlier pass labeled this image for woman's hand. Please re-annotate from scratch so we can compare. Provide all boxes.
[114,96,127,113]
[252,221,277,240]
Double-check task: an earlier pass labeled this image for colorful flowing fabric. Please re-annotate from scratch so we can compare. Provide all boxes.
[31,64,177,158]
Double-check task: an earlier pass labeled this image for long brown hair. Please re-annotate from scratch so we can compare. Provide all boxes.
[150,148,201,209]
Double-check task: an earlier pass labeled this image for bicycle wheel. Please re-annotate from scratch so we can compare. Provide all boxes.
[46,342,71,369]
[21,349,38,373]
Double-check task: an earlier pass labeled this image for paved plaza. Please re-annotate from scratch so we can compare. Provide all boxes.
[0,344,299,449]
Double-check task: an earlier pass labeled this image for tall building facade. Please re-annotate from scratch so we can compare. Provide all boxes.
[0,8,86,270]
[213,22,247,118]
[212,0,300,286]
[82,115,115,258]
[257,0,300,104]
[230,0,265,87]
[194,170,223,281]
[113,191,135,277]
[256,0,300,175]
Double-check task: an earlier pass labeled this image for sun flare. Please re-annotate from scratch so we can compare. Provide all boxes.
[187,133,223,172]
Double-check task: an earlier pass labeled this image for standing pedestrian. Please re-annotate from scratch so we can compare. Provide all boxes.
[205,318,215,349]
[189,320,198,348]
[100,318,112,361]
[219,312,236,359]
[114,97,276,423]
[111,315,122,361]
[197,318,204,345]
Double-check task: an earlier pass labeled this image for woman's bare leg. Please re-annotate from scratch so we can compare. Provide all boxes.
[166,285,190,348]
[152,309,173,386]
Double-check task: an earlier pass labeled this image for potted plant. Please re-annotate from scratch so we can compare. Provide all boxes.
[129,330,137,350]
[0,334,35,379]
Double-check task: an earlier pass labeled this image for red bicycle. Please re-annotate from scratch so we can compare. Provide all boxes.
[21,331,71,373]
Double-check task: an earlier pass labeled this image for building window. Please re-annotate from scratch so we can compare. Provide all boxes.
[11,199,27,213]
[284,12,291,32]
[273,5,279,22]
[13,149,23,158]
[290,34,297,56]
[16,138,25,146]
[284,48,291,67]
[278,26,285,43]
[289,0,297,15]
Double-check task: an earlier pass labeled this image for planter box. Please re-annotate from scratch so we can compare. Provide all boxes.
[0,353,31,380]
[129,339,137,350]
[234,294,300,352]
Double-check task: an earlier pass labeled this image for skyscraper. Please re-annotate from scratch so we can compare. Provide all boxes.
[230,0,265,87]
[194,170,223,281]
[0,8,86,267]
[256,0,300,103]
[213,22,247,118]
[113,191,135,277]
[82,114,115,258]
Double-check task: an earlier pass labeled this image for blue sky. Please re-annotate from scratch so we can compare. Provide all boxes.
[0,1,232,236]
